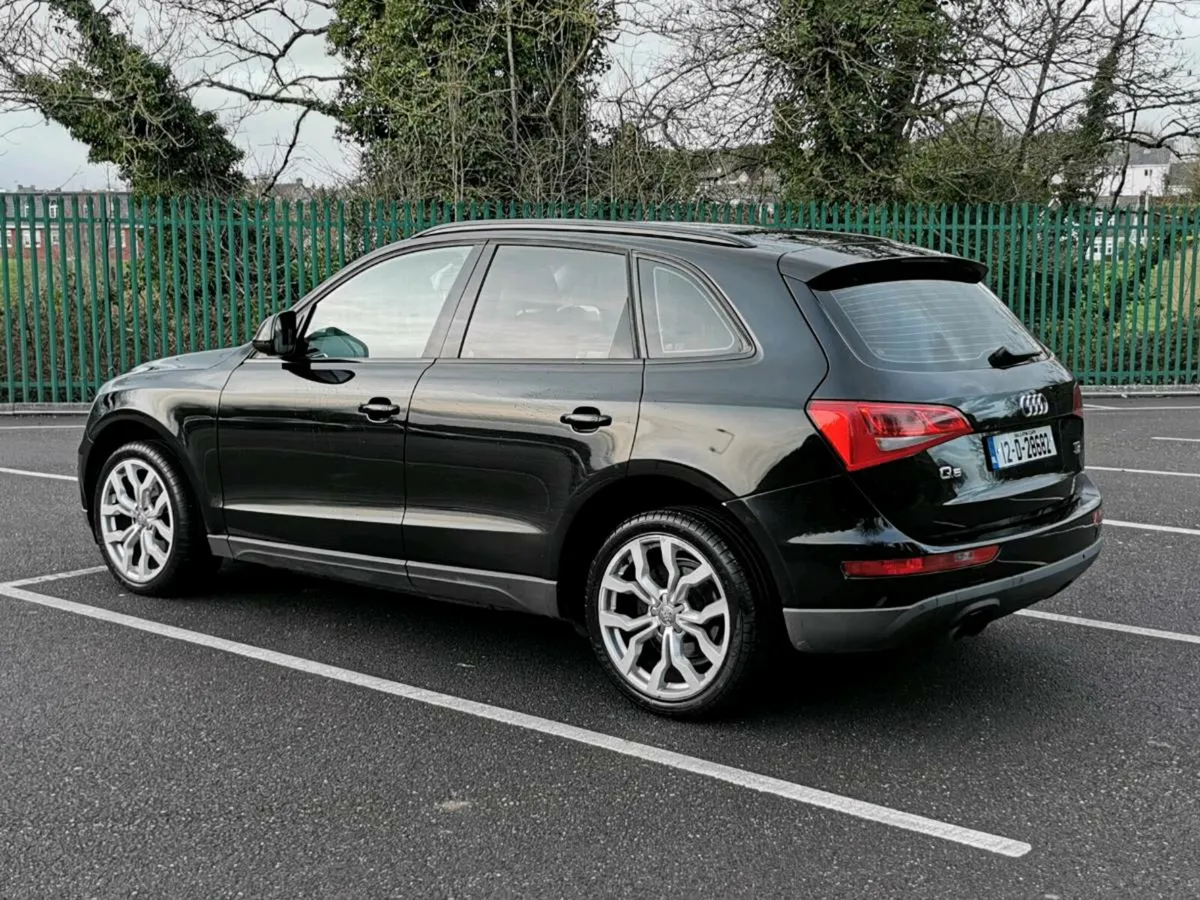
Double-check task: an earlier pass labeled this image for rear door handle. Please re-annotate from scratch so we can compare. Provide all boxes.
[560,407,612,432]
[358,397,401,422]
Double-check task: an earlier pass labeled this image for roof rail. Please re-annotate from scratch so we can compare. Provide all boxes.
[413,218,757,248]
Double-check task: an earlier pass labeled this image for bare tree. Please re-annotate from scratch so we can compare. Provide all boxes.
[955,0,1200,151]
[601,0,1200,203]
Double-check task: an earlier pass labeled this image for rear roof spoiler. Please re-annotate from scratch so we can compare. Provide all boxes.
[800,256,989,292]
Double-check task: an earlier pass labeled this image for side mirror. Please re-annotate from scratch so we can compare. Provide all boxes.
[251,309,298,358]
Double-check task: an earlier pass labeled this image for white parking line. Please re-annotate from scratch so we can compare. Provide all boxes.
[0,467,77,482]
[1017,609,1200,646]
[1082,405,1200,412]
[0,424,83,431]
[3,566,105,588]
[1152,436,1200,443]
[1105,519,1200,537]
[0,575,1031,859]
[1089,466,1200,479]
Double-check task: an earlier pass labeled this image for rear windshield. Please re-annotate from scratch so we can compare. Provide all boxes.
[816,279,1043,372]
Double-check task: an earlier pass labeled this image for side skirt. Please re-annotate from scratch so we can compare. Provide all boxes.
[208,535,559,618]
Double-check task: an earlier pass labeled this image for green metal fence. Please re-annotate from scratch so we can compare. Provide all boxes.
[2,197,1199,403]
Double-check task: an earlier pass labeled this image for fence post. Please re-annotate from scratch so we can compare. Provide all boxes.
[40,193,60,402]
[0,198,12,403]
[1184,208,1200,379]
[266,198,279,316]
[336,199,346,272]
[111,195,127,378]
[185,198,198,354]
[1112,208,1133,382]
[1047,205,1064,361]
[225,199,238,345]
[169,196,184,358]
[1145,209,1169,381]
[1163,208,1180,382]
[281,200,292,310]
[255,197,268,326]
[212,199,226,348]
[28,194,47,402]
[57,195,76,398]
[122,195,140,367]
[154,197,167,357]
[198,198,211,350]
[245,198,257,343]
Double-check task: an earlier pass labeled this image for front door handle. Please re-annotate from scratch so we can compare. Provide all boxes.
[358,397,400,422]
[560,407,613,432]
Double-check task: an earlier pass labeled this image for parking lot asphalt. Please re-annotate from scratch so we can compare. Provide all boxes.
[1,401,1199,899]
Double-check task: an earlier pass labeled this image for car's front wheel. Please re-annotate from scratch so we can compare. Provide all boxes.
[93,440,216,596]
[584,508,764,718]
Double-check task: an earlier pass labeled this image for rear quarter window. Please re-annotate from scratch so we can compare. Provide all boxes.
[815,279,1044,373]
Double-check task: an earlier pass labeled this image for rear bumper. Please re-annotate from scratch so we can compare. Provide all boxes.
[726,469,1103,611]
[783,537,1102,652]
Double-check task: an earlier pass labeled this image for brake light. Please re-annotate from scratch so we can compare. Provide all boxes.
[842,545,1000,578]
[806,400,973,471]
[1072,384,1083,416]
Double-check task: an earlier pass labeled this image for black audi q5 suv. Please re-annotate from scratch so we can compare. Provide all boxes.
[78,219,1103,717]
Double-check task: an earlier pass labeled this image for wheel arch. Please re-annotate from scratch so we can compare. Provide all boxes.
[83,412,206,531]
[554,467,781,624]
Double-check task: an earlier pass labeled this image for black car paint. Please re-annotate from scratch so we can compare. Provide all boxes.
[78,222,1102,648]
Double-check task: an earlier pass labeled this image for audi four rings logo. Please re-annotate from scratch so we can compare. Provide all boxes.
[1019,392,1050,417]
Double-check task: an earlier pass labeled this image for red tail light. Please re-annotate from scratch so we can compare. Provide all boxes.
[842,545,1000,578]
[1072,384,1083,416]
[806,400,973,471]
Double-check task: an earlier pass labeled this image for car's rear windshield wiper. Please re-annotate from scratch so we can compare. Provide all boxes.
[988,345,1042,369]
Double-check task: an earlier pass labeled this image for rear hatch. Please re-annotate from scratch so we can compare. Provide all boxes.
[784,259,1085,546]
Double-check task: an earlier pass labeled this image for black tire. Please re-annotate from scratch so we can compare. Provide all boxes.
[584,507,766,719]
[91,440,219,597]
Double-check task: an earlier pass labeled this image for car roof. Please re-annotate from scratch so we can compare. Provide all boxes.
[415,218,762,248]
[408,218,982,283]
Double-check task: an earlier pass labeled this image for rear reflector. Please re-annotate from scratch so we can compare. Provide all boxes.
[806,399,973,471]
[1072,383,1084,416]
[842,545,1000,578]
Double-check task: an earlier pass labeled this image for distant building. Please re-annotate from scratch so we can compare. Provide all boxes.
[692,148,780,208]
[1164,161,1200,198]
[1096,146,1175,204]
[2,188,135,263]
[249,177,313,201]
[1094,143,1200,206]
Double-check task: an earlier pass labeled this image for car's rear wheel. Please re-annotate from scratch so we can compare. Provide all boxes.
[93,440,217,596]
[584,508,763,718]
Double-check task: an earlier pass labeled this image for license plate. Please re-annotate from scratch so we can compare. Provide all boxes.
[986,425,1057,470]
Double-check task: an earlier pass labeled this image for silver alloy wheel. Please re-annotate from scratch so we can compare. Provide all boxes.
[598,532,731,701]
[99,458,174,585]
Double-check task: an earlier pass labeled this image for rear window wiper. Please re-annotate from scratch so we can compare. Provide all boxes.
[988,345,1042,369]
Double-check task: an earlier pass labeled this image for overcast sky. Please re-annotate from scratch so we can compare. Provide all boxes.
[1,5,1198,192]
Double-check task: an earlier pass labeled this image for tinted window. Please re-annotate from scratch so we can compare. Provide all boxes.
[461,245,633,359]
[638,259,742,358]
[819,279,1042,372]
[301,245,473,360]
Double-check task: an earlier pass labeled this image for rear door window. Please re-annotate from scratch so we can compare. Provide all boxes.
[460,244,635,360]
[816,279,1043,372]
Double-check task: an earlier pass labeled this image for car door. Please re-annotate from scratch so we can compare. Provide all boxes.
[403,239,644,615]
[216,241,483,573]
